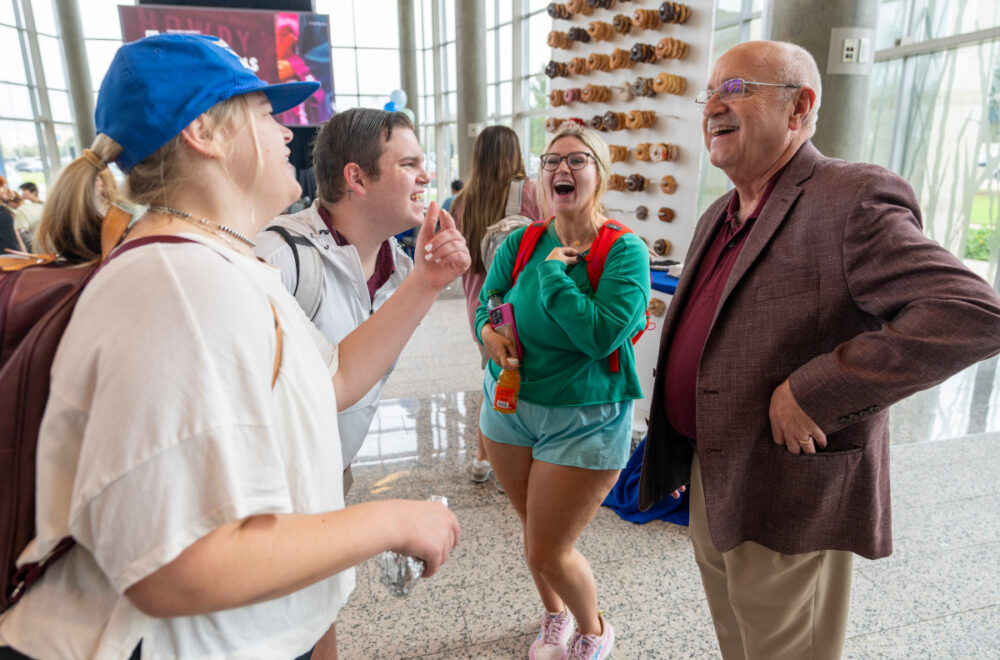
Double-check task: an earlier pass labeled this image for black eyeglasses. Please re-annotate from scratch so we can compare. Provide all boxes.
[539,152,595,171]
[695,78,801,105]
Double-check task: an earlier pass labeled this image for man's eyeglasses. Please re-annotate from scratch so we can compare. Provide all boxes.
[539,152,596,171]
[694,78,801,105]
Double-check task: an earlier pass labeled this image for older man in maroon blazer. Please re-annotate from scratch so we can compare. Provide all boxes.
[639,40,1000,659]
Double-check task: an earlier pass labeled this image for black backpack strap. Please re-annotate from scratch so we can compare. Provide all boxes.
[266,225,308,295]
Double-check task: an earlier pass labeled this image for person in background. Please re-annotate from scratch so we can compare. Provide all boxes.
[441,178,463,212]
[0,175,27,253]
[639,40,1000,660]
[10,191,43,249]
[453,125,542,483]
[256,108,427,494]
[0,34,466,660]
[476,123,649,660]
[18,182,42,204]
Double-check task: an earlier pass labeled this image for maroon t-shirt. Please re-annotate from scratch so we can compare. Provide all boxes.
[316,205,395,302]
[662,178,779,440]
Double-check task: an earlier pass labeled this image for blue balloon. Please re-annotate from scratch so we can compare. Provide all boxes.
[384,101,396,111]
[390,89,408,108]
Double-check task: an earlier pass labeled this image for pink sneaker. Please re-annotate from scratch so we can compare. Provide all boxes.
[529,609,573,660]
[567,614,614,660]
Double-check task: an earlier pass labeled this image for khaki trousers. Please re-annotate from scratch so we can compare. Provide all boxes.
[689,454,853,660]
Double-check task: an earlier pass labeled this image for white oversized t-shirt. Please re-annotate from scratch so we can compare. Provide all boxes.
[0,235,354,659]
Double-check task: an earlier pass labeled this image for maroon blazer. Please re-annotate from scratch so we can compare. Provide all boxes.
[638,142,1000,559]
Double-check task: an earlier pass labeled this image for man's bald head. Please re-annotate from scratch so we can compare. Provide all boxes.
[724,41,823,137]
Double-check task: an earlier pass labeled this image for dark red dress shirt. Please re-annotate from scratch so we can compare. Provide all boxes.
[662,178,780,440]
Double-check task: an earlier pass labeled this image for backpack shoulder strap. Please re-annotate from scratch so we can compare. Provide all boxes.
[511,219,550,286]
[266,226,323,321]
[504,179,525,217]
[585,219,632,292]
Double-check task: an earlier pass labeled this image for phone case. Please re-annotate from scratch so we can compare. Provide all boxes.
[488,302,524,361]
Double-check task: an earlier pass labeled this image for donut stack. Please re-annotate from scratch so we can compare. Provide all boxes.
[587,21,615,41]
[630,43,658,63]
[633,8,661,30]
[625,109,657,129]
[655,37,689,60]
[658,2,691,24]
[582,83,612,103]
[626,174,647,191]
[612,14,632,34]
[568,26,591,43]
[609,145,630,162]
[609,48,634,70]
[653,72,686,95]
[567,0,594,16]
[545,61,570,78]
[568,57,589,75]
[660,175,677,194]
[649,143,679,161]
[548,3,572,20]
[548,30,573,49]
[608,174,627,191]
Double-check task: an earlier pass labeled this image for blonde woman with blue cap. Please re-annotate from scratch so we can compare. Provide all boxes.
[0,34,466,659]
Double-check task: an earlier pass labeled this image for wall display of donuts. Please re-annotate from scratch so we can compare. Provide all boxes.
[544,0,713,265]
[544,0,715,425]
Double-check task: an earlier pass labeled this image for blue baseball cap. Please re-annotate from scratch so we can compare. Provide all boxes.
[95,34,320,172]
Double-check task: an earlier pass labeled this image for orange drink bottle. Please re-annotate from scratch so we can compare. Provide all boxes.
[487,290,521,414]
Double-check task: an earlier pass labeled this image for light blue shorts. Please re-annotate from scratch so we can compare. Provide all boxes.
[480,370,632,470]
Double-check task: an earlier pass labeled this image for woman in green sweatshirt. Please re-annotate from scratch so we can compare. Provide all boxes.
[476,122,650,660]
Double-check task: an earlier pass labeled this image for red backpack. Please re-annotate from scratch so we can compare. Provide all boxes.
[510,218,650,372]
[0,208,283,612]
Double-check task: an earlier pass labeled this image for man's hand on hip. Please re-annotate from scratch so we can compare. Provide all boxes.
[769,380,827,455]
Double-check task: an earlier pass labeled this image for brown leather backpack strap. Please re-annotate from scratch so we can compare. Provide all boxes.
[270,302,282,388]
[0,253,58,271]
[100,205,133,261]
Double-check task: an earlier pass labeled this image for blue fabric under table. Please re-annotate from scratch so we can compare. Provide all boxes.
[603,436,689,525]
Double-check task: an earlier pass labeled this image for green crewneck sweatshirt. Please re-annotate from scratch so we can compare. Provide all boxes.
[475,221,650,407]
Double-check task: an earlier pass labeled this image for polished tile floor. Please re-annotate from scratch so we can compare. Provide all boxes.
[337,295,1000,659]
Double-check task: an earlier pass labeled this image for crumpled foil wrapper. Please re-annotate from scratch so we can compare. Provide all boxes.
[377,495,448,597]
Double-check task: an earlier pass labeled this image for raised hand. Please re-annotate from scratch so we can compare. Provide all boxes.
[414,202,471,291]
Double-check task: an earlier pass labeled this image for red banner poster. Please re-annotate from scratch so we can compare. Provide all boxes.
[119,5,334,126]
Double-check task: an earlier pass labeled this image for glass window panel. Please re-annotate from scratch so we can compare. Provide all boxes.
[447,91,457,117]
[421,95,434,125]
[0,26,27,84]
[54,122,77,163]
[319,0,355,47]
[486,29,496,84]
[876,0,910,51]
[913,0,1000,43]
[487,84,496,116]
[38,35,65,90]
[0,82,32,119]
[358,94,388,109]
[337,95,361,110]
[0,2,16,25]
[82,0,133,40]
[420,0,432,47]
[529,74,548,110]
[443,0,455,43]
[749,17,762,41]
[486,0,497,29]
[529,0,550,13]
[527,11,549,77]
[498,1,512,26]
[894,41,1000,276]
[498,24,512,81]
[445,42,456,93]
[332,48,358,96]
[353,0,399,49]
[448,122,458,183]
[47,89,71,123]
[31,0,57,36]
[752,0,764,11]
[356,49,400,95]
[528,115,546,170]
[86,39,121,91]
[715,0,743,25]
[498,81,512,116]
[711,25,740,63]
[0,118,42,165]
[862,59,903,168]
[48,88,73,123]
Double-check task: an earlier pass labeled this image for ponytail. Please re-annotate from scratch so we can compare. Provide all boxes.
[34,134,122,262]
